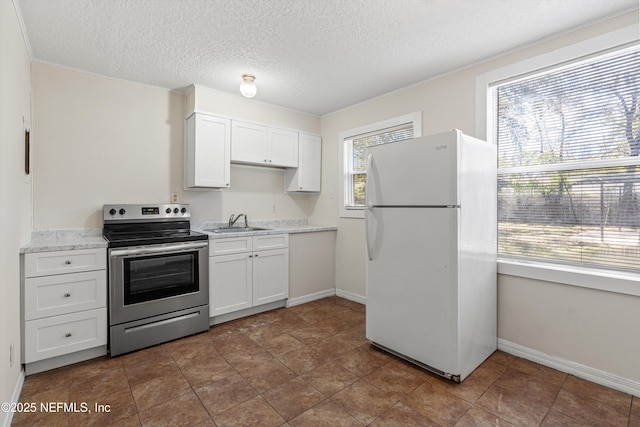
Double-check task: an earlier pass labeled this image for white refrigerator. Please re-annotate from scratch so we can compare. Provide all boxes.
[365,129,497,382]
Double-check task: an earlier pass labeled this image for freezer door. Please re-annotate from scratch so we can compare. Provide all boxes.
[365,206,459,375]
[366,131,459,207]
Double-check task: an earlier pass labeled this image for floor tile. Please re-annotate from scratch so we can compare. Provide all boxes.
[369,401,439,426]
[277,345,331,374]
[257,332,305,357]
[333,344,392,377]
[331,379,399,425]
[476,384,549,426]
[493,367,562,407]
[138,391,209,427]
[363,358,428,399]
[403,381,472,426]
[179,352,237,389]
[454,406,515,426]
[301,361,360,397]
[131,369,191,412]
[509,358,567,386]
[239,358,296,393]
[68,388,139,426]
[551,375,631,426]
[195,373,258,416]
[213,395,285,427]
[289,399,363,426]
[262,377,326,420]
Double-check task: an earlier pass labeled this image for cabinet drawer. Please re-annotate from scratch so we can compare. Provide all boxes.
[209,237,253,256]
[253,234,288,250]
[24,248,107,278]
[24,308,107,363]
[24,271,107,320]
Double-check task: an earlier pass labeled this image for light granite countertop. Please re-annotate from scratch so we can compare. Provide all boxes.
[21,220,337,253]
[21,229,108,254]
[192,219,337,239]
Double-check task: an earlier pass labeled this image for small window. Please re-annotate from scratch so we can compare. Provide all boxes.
[339,112,421,218]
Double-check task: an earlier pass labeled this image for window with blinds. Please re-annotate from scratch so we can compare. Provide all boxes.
[494,44,640,272]
[345,124,414,208]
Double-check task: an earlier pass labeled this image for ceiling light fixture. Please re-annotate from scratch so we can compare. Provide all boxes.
[240,74,257,98]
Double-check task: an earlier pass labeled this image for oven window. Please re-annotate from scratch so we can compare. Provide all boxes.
[123,252,199,305]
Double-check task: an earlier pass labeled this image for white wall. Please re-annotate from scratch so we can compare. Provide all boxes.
[0,0,32,420]
[30,67,322,229]
[314,11,640,384]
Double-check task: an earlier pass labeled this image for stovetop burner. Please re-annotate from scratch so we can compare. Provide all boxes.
[103,203,207,248]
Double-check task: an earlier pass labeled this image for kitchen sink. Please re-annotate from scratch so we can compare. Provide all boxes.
[205,226,271,233]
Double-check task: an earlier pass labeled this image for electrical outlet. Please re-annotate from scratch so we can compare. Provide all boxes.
[171,193,179,203]
[10,343,14,367]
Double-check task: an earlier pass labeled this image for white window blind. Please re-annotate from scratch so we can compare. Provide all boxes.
[495,45,640,272]
[345,123,414,207]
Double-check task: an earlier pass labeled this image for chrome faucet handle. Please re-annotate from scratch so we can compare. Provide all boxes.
[228,213,235,228]
[244,214,249,227]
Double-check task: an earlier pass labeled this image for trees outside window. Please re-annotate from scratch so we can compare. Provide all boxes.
[495,45,640,271]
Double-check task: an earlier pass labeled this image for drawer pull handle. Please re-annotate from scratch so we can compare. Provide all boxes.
[64,293,71,297]
[65,333,72,338]
[64,260,72,265]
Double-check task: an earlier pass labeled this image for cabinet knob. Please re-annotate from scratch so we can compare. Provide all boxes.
[65,333,72,338]
[249,255,253,258]
[264,159,268,163]
[254,254,259,257]
[64,293,71,297]
[268,160,272,163]
[299,187,303,190]
[64,260,72,265]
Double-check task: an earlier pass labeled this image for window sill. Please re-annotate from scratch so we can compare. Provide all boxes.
[497,259,640,297]
[339,207,364,219]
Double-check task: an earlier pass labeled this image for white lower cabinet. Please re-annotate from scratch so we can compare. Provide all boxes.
[22,248,107,372]
[209,234,289,317]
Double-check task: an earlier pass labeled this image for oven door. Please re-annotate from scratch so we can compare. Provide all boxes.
[109,241,209,325]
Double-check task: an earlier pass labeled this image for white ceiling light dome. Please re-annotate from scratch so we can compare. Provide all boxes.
[240,74,257,98]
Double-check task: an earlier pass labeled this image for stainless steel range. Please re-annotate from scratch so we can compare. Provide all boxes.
[103,203,209,356]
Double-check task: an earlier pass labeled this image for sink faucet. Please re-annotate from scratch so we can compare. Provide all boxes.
[228,213,248,228]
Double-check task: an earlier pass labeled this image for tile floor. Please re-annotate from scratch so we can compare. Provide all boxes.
[12,296,640,426]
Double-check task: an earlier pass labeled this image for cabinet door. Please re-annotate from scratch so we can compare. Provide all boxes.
[299,133,321,191]
[284,133,321,192]
[231,121,268,165]
[209,253,253,316]
[268,128,298,167]
[185,113,231,188]
[253,248,288,306]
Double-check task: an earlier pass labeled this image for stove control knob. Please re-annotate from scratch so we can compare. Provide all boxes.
[119,208,126,215]
[173,208,179,214]
[109,209,116,215]
[181,207,187,214]
[165,208,172,214]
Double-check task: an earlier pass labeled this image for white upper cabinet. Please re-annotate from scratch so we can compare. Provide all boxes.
[267,127,299,167]
[231,121,268,165]
[231,120,299,168]
[285,133,322,192]
[185,113,231,189]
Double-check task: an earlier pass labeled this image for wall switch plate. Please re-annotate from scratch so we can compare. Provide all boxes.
[171,193,179,203]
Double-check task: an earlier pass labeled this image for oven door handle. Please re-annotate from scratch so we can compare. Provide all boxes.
[110,241,208,257]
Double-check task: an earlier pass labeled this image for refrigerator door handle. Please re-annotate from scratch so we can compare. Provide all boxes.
[365,153,375,208]
[365,206,374,261]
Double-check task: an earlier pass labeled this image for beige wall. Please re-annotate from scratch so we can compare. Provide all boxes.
[314,11,640,382]
[30,66,322,229]
[0,0,32,417]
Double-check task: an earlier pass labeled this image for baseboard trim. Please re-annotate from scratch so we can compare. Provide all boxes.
[335,289,366,305]
[287,289,336,307]
[498,338,640,398]
[2,368,25,427]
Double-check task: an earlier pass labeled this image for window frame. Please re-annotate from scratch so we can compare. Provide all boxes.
[339,112,422,218]
[476,24,640,296]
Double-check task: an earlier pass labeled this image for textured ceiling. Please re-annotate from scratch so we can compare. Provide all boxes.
[15,0,639,116]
